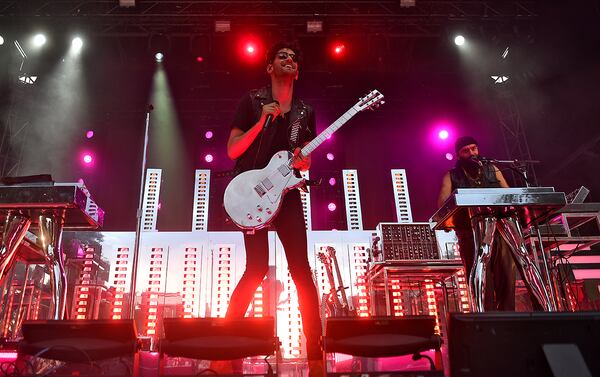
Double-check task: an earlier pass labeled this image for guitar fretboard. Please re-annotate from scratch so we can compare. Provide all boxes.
[301,107,359,156]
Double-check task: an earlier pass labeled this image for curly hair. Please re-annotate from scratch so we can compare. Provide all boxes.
[265,41,303,66]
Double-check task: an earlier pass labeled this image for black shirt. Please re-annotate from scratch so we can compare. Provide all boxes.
[230,92,316,173]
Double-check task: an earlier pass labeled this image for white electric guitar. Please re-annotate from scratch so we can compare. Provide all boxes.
[224,89,384,230]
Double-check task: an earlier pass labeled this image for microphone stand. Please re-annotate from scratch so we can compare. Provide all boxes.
[128,105,153,319]
[483,158,540,187]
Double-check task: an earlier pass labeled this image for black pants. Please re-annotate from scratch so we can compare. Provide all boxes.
[456,228,516,311]
[226,189,323,360]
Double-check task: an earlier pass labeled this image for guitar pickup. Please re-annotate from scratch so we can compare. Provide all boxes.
[261,178,274,190]
[277,165,291,176]
[254,184,266,197]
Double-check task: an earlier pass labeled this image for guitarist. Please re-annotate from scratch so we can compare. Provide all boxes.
[225,41,323,376]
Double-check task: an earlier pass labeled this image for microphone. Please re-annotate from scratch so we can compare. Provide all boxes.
[263,114,274,131]
[262,100,280,131]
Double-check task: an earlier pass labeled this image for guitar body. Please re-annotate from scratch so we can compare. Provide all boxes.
[224,150,304,229]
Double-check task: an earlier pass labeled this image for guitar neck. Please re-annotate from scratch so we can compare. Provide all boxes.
[301,107,359,156]
[331,254,350,306]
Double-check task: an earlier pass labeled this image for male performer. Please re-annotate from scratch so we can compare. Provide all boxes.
[437,136,517,310]
[225,42,323,375]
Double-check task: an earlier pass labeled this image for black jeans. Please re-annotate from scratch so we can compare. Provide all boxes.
[226,189,323,360]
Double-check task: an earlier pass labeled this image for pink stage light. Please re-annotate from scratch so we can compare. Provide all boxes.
[328,202,336,212]
[157,202,162,210]
[326,153,335,161]
[83,154,93,164]
[205,130,213,139]
[77,178,84,184]
[329,177,336,186]
[246,44,255,54]
[445,153,454,161]
[326,134,332,140]
[196,56,204,63]
[438,130,449,140]
[86,130,94,139]
[204,154,214,163]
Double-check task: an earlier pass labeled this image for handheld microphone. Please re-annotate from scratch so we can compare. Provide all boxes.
[263,114,274,130]
[262,100,280,131]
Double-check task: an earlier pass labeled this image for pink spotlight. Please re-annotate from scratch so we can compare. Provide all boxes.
[157,202,162,210]
[204,154,214,163]
[205,131,213,139]
[438,130,449,140]
[326,134,332,140]
[246,44,255,54]
[83,154,93,164]
[326,153,335,161]
[445,153,454,161]
[86,130,94,139]
[77,178,84,184]
[328,177,336,186]
[328,203,337,211]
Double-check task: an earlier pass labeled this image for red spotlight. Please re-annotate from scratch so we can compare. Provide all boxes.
[239,37,262,63]
[196,56,204,63]
[332,43,346,58]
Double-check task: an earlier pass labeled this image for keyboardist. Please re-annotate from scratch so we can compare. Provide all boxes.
[437,136,517,311]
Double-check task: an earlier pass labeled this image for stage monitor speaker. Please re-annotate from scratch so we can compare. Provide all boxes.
[449,312,600,377]
[160,317,277,360]
[19,319,138,362]
[324,316,441,358]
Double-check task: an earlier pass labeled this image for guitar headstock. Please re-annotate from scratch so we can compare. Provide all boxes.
[354,89,385,112]
[326,246,336,257]
[317,252,330,265]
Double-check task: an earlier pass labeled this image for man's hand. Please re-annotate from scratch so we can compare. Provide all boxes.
[260,101,281,127]
[292,147,310,171]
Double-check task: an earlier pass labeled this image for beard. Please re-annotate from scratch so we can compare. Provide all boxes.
[457,156,481,174]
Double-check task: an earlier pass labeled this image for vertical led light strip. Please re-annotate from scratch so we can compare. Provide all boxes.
[251,281,264,318]
[342,169,364,230]
[390,169,413,223]
[146,247,164,336]
[424,279,440,334]
[182,247,198,318]
[142,169,162,231]
[75,246,95,319]
[111,247,130,320]
[348,244,370,317]
[456,269,471,312]
[215,246,233,318]
[390,278,404,316]
[192,170,211,231]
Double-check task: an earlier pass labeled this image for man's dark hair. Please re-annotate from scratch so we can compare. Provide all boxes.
[265,41,303,66]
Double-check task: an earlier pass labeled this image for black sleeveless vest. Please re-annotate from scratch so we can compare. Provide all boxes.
[449,161,501,190]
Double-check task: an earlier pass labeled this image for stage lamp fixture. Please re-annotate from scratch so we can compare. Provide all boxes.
[307,20,323,33]
[215,20,231,33]
[155,52,164,62]
[33,34,47,47]
[71,37,83,53]
[491,75,509,84]
[454,35,465,46]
